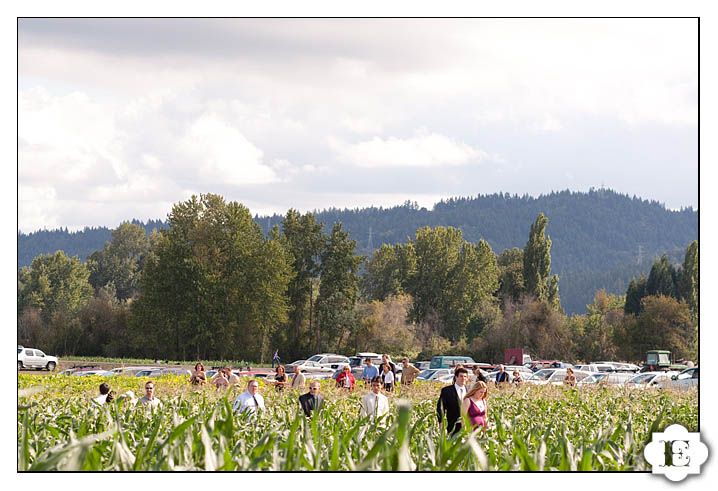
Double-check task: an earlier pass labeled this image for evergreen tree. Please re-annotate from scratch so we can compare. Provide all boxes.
[624,275,648,315]
[646,254,679,298]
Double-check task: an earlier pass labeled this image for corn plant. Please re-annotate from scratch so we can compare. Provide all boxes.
[18,374,697,471]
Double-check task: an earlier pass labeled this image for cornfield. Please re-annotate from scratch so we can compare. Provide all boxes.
[17,374,697,471]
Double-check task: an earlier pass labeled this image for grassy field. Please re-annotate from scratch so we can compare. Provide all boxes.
[18,373,697,471]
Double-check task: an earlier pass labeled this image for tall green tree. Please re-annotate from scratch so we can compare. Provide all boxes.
[17,251,93,355]
[679,240,698,324]
[87,222,150,300]
[405,226,499,342]
[497,247,525,306]
[362,244,403,301]
[523,213,560,310]
[280,210,326,359]
[572,289,625,362]
[624,275,648,315]
[625,295,695,361]
[646,254,679,299]
[315,222,362,352]
[131,194,293,361]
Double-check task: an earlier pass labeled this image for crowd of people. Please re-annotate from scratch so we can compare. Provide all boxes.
[89,355,577,436]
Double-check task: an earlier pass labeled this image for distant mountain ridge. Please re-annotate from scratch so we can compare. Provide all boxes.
[17,189,697,315]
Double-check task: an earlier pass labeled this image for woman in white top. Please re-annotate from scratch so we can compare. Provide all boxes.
[382,363,395,392]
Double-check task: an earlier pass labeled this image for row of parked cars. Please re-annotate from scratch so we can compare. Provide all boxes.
[58,366,194,378]
[520,365,698,389]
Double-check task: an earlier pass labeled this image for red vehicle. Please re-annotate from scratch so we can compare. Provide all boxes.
[504,348,532,366]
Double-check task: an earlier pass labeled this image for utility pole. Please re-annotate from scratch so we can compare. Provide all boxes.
[368,226,374,251]
[637,245,644,265]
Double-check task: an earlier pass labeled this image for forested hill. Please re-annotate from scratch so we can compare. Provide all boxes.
[18,219,168,270]
[17,189,697,315]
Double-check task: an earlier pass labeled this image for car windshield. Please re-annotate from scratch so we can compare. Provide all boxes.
[677,370,694,380]
[529,369,556,381]
[18,348,22,354]
[137,370,152,377]
[349,358,362,367]
[628,374,656,384]
[419,369,436,379]
[307,355,323,362]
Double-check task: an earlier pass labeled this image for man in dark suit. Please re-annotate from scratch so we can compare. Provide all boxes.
[437,367,469,435]
[299,380,323,417]
[495,364,509,386]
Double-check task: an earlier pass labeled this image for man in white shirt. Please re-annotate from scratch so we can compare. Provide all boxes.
[233,379,265,416]
[137,380,162,408]
[360,376,390,426]
[290,365,305,390]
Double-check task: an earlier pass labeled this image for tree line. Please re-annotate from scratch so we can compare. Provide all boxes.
[18,189,697,316]
[17,193,698,364]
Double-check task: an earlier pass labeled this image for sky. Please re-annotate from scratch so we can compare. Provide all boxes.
[17,18,698,232]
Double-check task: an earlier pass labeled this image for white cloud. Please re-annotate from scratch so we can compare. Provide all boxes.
[182,113,278,185]
[334,130,490,169]
[15,19,697,231]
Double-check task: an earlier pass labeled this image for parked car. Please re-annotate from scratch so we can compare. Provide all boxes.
[414,361,431,371]
[306,354,351,370]
[577,372,635,386]
[608,362,641,373]
[525,368,592,385]
[18,347,58,371]
[286,360,334,375]
[658,366,699,390]
[71,369,114,377]
[417,368,453,382]
[135,368,192,378]
[526,360,566,372]
[237,370,275,379]
[573,363,615,373]
[625,371,680,389]
[429,356,475,369]
[107,366,155,377]
[592,361,641,372]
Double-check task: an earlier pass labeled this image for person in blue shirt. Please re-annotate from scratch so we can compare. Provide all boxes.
[362,357,379,383]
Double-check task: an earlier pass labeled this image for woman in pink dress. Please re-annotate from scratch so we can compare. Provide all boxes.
[462,380,488,431]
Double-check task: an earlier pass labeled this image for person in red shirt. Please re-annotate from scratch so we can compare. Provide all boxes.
[335,364,356,390]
